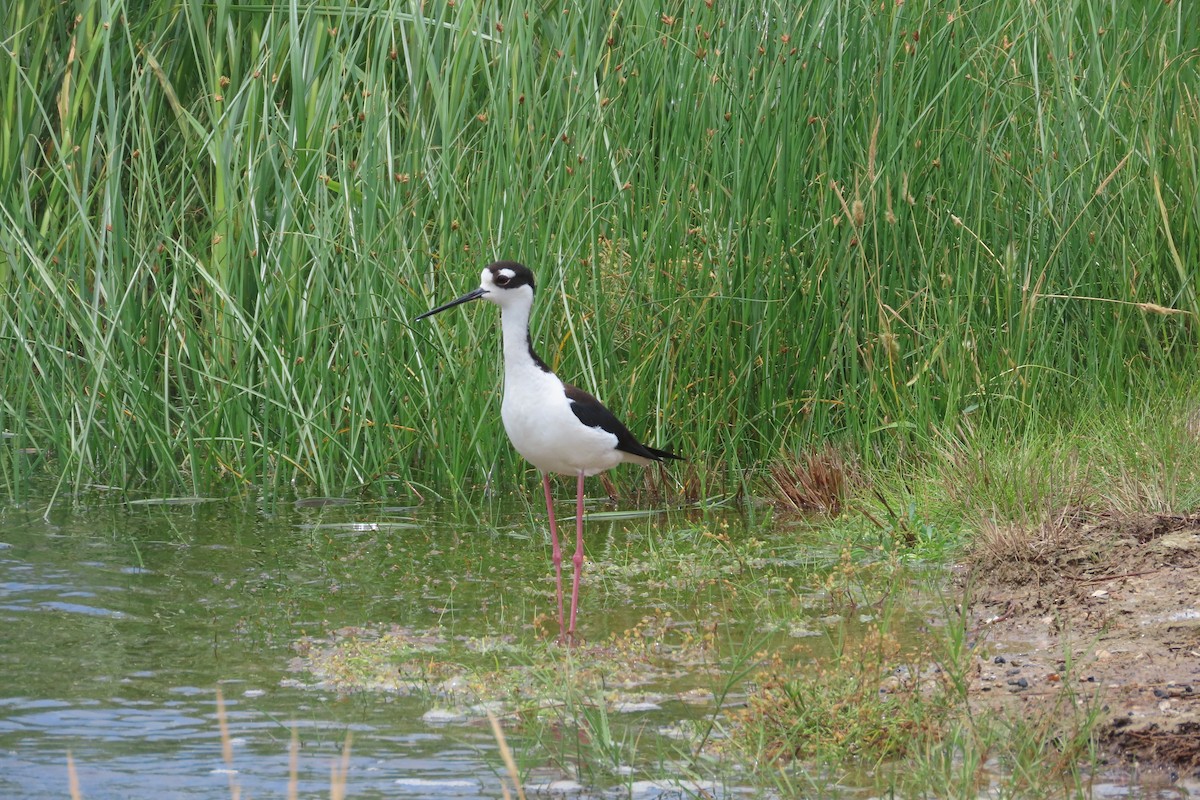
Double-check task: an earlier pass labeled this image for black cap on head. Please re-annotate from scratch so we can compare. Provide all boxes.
[487,261,536,292]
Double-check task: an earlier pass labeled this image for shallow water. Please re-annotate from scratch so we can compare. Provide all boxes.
[0,497,900,798]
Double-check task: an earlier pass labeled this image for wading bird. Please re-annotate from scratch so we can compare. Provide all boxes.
[417,261,681,642]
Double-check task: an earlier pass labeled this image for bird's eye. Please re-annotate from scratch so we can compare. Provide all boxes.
[494,273,510,286]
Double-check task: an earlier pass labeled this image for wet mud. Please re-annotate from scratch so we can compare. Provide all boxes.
[967,511,1200,778]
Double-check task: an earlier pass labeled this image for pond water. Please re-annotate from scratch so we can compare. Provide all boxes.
[0,496,897,799]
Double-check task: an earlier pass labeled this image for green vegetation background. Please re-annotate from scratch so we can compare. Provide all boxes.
[1,0,1195,499]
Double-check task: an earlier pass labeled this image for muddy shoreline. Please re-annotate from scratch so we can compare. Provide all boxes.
[965,511,1200,778]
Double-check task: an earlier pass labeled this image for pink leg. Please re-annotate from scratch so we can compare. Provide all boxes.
[567,471,586,642]
[542,473,565,639]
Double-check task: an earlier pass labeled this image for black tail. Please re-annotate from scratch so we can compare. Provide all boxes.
[644,445,684,462]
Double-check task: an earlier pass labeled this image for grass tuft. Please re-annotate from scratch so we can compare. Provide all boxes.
[730,630,948,764]
[767,444,858,515]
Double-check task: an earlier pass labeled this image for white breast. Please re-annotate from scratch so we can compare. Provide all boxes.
[500,365,625,476]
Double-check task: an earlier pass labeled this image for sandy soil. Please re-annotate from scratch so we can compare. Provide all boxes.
[965,510,1200,779]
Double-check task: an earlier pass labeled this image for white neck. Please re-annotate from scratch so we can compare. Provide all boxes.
[498,300,545,379]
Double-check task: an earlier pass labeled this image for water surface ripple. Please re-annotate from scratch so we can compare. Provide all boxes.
[0,500,835,799]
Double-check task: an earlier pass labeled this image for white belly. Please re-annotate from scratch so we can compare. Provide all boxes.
[500,372,625,476]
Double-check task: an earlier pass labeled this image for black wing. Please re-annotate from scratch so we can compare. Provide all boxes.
[564,384,683,462]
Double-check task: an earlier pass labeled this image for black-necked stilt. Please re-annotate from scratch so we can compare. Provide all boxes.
[417,261,681,642]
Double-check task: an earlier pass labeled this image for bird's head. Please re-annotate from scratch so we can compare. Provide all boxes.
[416,261,536,320]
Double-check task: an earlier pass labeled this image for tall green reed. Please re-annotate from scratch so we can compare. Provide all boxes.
[0,0,1195,500]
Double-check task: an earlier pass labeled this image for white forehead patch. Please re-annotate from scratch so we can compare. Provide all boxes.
[498,267,516,280]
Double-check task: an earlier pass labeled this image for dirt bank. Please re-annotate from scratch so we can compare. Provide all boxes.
[965,510,1200,778]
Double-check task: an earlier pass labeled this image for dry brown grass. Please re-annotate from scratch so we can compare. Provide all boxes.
[488,710,528,800]
[1187,405,1200,442]
[67,751,81,800]
[967,508,1094,586]
[766,443,858,515]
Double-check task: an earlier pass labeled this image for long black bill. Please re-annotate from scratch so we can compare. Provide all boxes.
[415,287,487,320]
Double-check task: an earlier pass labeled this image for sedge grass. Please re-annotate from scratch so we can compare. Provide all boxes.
[0,0,1196,502]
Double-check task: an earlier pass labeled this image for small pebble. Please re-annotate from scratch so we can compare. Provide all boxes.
[421,708,467,724]
[612,701,661,713]
[525,779,585,795]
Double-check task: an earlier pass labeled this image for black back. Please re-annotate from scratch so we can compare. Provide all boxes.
[564,384,682,462]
